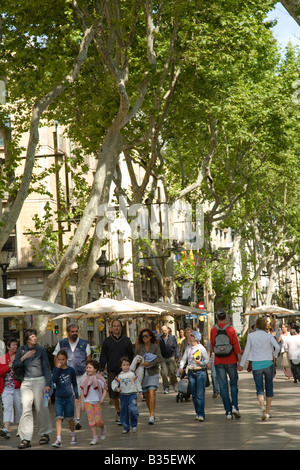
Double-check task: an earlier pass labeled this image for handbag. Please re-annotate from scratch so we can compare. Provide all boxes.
[13,348,25,383]
[13,364,24,383]
[205,369,210,388]
[281,351,291,369]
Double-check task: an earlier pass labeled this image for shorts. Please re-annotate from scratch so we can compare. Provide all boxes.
[142,370,159,392]
[55,397,74,421]
[142,385,158,392]
[84,402,104,427]
[108,372,120,399]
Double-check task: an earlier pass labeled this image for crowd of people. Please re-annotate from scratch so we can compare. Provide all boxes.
[0,310,297,448]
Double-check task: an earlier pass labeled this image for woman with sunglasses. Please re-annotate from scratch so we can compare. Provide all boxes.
[179,330,210,422]
[135,329,162,424]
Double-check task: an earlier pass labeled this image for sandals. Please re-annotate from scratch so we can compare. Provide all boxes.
[18,434,49,449]
[39,434,50,445]
[18,439,31,449]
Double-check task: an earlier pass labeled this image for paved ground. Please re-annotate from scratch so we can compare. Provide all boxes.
[1,363,300,458]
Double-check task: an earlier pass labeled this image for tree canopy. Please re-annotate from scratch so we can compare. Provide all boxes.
[1,0,300,335]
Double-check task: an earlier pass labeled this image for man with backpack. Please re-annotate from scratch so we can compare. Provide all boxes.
[210,310,242,420]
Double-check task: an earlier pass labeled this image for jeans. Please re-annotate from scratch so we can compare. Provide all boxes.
[120,393,139,431]
[188,369,206,419]
[215,363,239,415]
[252,364,274,397]
[211,362,220,394]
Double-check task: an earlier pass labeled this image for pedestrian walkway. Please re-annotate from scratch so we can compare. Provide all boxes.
[1,367,300,452]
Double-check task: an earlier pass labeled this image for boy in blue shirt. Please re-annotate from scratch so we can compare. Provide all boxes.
[51,350,79,447]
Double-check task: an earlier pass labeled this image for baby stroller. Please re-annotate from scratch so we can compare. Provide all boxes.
[176,371,191,402]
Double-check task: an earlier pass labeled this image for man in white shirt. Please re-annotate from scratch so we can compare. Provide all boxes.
[285,328,300,383]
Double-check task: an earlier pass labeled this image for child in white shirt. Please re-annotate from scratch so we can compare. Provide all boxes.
[111,356,142,434]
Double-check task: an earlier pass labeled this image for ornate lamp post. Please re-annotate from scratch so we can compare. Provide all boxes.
[96,250,109,296]
[0,241,13,298]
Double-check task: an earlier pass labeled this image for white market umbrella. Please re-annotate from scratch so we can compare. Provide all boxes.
[0,297,34,315]
[0,297,24,308]
[120,299,165,315]
[243,305,297,316]
[0,296,42,316]
[0,306,37,315]
[0,295,76,317]
[150,301,209,316]
[51,298,163,321]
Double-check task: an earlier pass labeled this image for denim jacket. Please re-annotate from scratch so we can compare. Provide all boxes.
[12,344,52,387]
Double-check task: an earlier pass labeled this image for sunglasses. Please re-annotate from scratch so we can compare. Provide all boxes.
[142,334,149,338]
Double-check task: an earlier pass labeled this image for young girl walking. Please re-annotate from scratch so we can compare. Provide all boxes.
[80,360,107,445]
[52,350,79,447]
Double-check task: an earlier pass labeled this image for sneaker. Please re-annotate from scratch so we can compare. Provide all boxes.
[122,429,129,434]
[0,429,10,439]
[164,388,169,394]
[132,427,138,433]
[197,416,205,422]
[52,440,62,448]
[226,413,233,420]
[232,407,241,419]
[116,412,122,425]
[261,407,267,421]
[100,426,106,440]
[70,436,77,445]
[148,416,155,425]
[90,438,98,445]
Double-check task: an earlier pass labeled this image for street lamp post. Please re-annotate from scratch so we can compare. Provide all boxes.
[0,241,13,341]
[0,241,13,298]
[0,263,9,298]
[284,278,292,309]
[96,250,109,296]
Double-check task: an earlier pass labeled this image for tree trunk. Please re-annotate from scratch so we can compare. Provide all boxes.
[74,135,124,308]
[280,1,300,26]
[42,128,124,304]
[0,22,96,251]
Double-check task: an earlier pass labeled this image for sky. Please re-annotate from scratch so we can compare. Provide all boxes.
[267,2,300,50]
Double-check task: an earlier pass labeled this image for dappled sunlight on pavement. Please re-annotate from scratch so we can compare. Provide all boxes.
[1,368,300,451]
